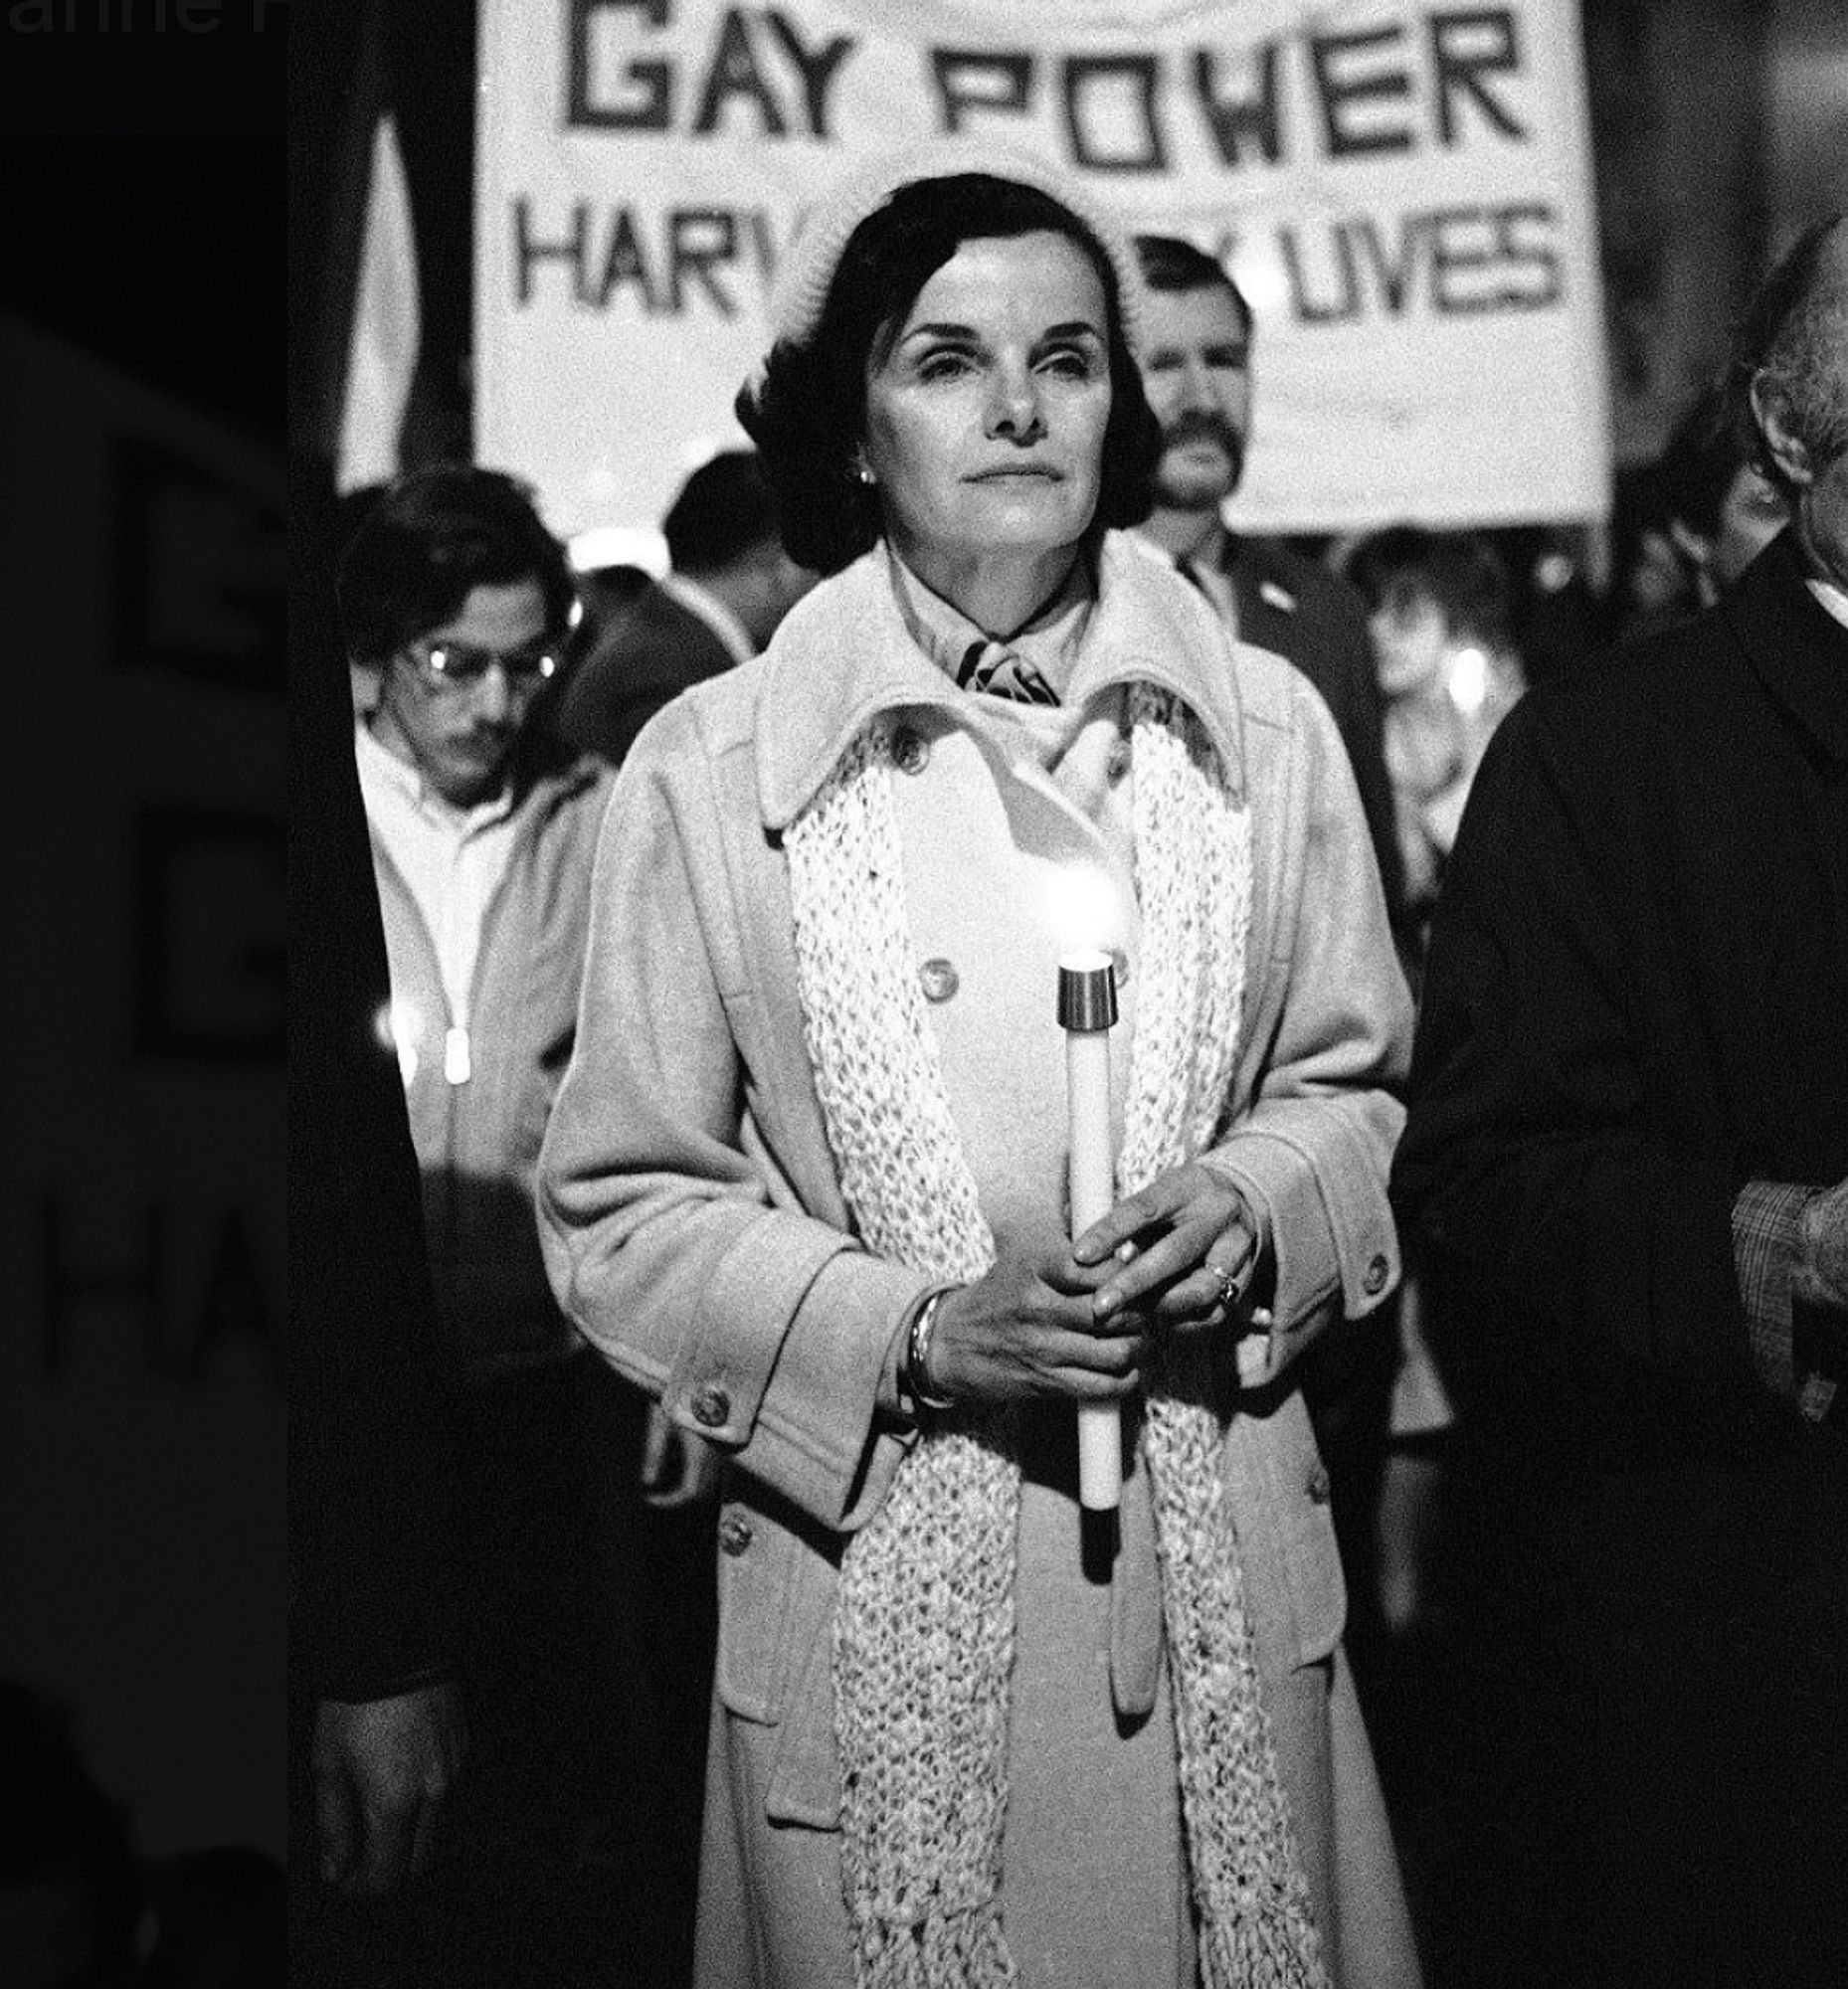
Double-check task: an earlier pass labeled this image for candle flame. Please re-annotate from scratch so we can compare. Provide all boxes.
[1446,643,1489,717]
[1046,862,1121,956]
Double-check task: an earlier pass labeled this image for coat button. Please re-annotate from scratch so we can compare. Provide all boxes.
[718,1511,753,1556]
[1306,1464,1332,1505]
[690,1381,731,1429]
[1362,1252,1389,1297]
[919,957,959,1002]
[892,727,930,775]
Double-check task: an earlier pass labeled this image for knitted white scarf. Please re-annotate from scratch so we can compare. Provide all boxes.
[785,685,1328,1988]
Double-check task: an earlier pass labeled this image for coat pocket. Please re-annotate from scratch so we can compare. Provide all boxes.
[713,1496,803,1725]
[1227,1389,1347,1674]
[764,1601,842,1829]
[714,1493,845,1829]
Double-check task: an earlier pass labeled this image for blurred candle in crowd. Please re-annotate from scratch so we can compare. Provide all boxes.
[1445,641,1490,716]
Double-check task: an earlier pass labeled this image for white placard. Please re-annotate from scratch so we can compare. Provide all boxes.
[477,0,1610,541]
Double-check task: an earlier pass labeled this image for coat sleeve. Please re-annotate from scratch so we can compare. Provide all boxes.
[536,705,930,1535]
[1391,698,1752,1391]
[1203,673,1413,1348]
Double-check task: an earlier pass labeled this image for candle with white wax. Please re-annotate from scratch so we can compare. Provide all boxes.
[1059,949,1121,1512]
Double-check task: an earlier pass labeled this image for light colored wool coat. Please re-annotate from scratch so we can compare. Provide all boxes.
[537,533,1419,1987]
[369,752,610,1379]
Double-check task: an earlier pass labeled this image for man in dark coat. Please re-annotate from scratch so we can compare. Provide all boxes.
[557,448,814,767]
[1392,214,1848,1988]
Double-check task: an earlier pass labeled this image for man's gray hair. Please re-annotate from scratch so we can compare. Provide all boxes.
[1727,213,1848,497]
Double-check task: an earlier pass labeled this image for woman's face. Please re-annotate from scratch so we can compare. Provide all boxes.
[860,230,1112,585]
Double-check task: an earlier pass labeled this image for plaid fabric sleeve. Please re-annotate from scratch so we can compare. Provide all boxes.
[1733,1179,1834,1422]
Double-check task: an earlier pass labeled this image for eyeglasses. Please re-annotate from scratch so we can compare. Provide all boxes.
[402,637,562,689]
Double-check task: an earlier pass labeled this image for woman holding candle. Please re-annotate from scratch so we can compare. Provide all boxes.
[538,139,1417,1989]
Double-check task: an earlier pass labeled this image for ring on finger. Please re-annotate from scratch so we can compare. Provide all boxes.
[1202,1257,1244,1309]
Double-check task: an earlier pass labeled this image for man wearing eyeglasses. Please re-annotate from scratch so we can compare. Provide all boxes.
[337,466,600,1362]
[331,467,651,1972]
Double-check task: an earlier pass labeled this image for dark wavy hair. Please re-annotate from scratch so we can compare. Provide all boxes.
[737,176,1163,576]
[663,448,780,574]
[336,464,578,666]
[337,464,584,790]
[1342,525,1513,651]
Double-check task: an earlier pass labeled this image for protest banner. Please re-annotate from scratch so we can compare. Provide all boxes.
[476,0,1609,549]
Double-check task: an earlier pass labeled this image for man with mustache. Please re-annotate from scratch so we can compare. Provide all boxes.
[1132,235,1413,1666]
[1132,236,1403,940]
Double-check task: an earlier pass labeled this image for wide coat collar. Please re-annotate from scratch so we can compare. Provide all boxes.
[754,529,1249,830]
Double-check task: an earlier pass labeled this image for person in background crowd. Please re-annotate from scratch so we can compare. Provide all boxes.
[337,467,707,1986]
[539,137,1419,1988]
[1129,234,1404,938]
[557,447,817,768]
[1130,232,1415,1691]
[1603,452,1703,643]
[1392,213,1848,1989]
[1478,524,1602,689]
[572,557,654,646]
[1658,383,1792,604]
[1614,381,1792,641]
[1327,529,1527,1933]
[1340,527,1525,978]
[291,462,465,1985]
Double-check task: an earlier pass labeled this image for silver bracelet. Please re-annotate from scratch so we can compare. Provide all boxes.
[904,1287,958,1412]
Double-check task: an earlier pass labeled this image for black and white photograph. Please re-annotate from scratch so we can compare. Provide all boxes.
[8,4,1847,1987]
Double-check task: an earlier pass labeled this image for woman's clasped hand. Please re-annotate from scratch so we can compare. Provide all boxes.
[924,1166,1268,1407]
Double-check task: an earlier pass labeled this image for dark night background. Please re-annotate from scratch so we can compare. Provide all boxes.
[0,0,286,1902]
